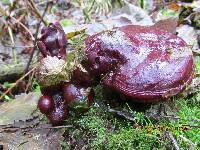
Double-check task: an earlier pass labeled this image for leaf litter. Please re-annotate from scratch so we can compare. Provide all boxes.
[0,0,200,149]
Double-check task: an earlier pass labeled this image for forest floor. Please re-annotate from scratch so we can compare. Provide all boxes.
[0,0,200,149]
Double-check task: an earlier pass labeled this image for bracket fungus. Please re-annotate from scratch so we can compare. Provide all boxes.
[83,25,194,102]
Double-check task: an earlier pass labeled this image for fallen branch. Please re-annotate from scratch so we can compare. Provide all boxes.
[0,61,35,82]
[35,125,73,129]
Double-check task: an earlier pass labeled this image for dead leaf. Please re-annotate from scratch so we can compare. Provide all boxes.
[112,1,153,26]
[153,17,177,33]
[0,92,41,125]
[63,2,153,36]
[177,24,200,51]
[145,101,179,120]
[0,123,64,150]
[168,2,180,12]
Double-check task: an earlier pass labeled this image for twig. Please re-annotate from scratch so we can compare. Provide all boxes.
[7,25,17,64]
[4,44,34,48]
[36,125,73,129]
[10,16,35,40]
[25,70,35,92]
[0,66,37,100]
[27,0,48,25]
[166,132,180,150]
[108,108,136,122]
[25,125,72,130]
[24,1,49,73]
[15,0,53,12]
[7,26,15,44]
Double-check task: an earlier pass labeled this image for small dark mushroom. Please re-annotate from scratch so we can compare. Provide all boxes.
[47,93,69,125]
[71,66,99,87]
[47,106,69,125]
[38,95,54,114]
[37,22,67,60]
[63,82,94,111]
[83,25,194,102]
[47,104,69,125]
[38,92,69,125]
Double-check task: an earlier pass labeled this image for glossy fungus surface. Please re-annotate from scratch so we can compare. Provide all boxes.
[47,107,68,125]
[37,22,67,60]
[84,25,194,102]
[47,93,69,125]
[71,67,99,87]
[38,90,69,125]
[38,95,54,114]
[63,82,94,110]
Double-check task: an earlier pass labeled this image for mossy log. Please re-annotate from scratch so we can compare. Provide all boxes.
[0,61,35,82]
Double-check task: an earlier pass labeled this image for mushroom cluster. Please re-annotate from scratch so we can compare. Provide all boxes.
[36,23,94,125]
[36,23,194,125]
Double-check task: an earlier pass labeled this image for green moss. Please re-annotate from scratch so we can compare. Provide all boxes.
[74,108,165,149]
[63,88,200,149]
[172,97,200,148]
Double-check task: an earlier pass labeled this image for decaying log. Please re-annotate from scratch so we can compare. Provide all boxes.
[0,60,36,83]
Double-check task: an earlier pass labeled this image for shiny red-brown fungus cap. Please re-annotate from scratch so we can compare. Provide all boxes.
[47,93,69,125]
[38,95,54,114]
[63,82,94,110]
[37,22,67,60]
[84,25,194,102]
[71,67,99,87]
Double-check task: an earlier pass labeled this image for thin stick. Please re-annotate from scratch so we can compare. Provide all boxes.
[25,70,35,92]
[36,125,73,129]
[10,16,35,40]
[0,66,37,100]
[5,45,34,48]
[7,25,17,64]
[15,0,53,12]
[166,132,180,150]
[24,1,49,73]
[27,0,48,25]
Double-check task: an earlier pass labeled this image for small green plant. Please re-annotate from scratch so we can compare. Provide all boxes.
[2,82,14,101]
[60,19,74,27]
[3,82,14,89]
[3,94,12,101]
[160,8,179,17]
[31,79,41,93]
[74,107,165,149]
[195,57,200,72]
